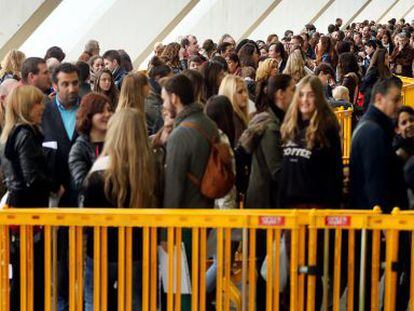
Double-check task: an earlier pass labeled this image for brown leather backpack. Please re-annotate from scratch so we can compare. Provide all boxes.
[181,122,235,199]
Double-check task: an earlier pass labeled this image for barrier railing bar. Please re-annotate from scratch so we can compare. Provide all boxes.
[93,227,100,311]
[273,229,281,311]
[75,227,83,311]
[371,229,381,311]
[69,226,76,311]
[266,228,274,311]
[191,228,199,311]
[333,229,342,311]
[150,227,157,311]
[174,228,182,311]
[248,228,256,311]
[347,229,355,311]
[100,227,108,311]
[167,227,174,311]
[216,227,224,311]
[117,227,126,311]
[125,227,133,311]
[224,228,231,311]
[199,228,207,311]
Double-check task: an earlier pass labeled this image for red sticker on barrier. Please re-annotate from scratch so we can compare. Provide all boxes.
[259,216,286,226]
[325,216,351,227]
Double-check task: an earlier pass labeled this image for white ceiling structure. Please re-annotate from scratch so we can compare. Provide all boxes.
[1,0,414,68]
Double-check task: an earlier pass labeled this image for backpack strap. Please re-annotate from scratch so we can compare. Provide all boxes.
[180,122,215,145]
[180,122,215,189]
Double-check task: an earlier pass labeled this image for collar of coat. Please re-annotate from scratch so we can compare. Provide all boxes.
[174,102,204,126]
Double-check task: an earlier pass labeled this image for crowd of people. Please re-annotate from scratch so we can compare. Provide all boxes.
[1,16,414,310]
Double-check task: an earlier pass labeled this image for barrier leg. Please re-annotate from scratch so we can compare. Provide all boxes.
[358,229,367,311]
[150,227,157,311]
[410,231,414,311]
[290,228,299,311]
[241,228,248,311]
[167,227,174,311]
[248,229,256,311]
[384,229,399,311]
[266,229,274,311]
[333,229,342,311]
[125,227,132,311]
[45,226,52,311]
[371,229,381,311]
[347,230,355,311]
[200,228,207,311]
[192,228,199,311]
[274,229,281,311]
[217,228,224,311]
[93,227,101,311]
[20,226,27,311]
[175,228,182,311]
[118,227,126,311]
[100,227,108,311]
[322,229,329,311]
[307,226,317,311]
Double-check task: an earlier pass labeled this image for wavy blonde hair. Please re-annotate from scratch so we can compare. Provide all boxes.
[256,58,278,82]
[0,85,44,144]
[102,108,155,208]
[281,75,339,149]
[282,49,307,83]
[0,50,26,80]
[218,75,249,126]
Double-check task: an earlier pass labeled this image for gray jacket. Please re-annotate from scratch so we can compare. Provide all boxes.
[163,103,218,208]
[245,106,284,208]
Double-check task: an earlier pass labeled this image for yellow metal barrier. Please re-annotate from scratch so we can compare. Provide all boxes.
[0,208,413,310]
[334,107,353,165]
[399,76,414,108]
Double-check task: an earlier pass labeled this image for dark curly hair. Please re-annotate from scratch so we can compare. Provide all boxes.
[76,92,112,135]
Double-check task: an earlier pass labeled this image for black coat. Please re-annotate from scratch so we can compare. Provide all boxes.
[0,124,54,207]
[350,105,408,212]
[68,134,98,194]
[360,67,379,111]
[41,98,79,206]
[113,66,127,90]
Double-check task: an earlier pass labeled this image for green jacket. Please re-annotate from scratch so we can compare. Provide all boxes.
[163,103,218,208]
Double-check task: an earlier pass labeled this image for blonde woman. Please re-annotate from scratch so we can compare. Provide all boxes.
[255,58,279,82]
[0,85,55,310]
[0,49,26,82]
[282,49,307,83]
[116,71,150,114]
[82,108,155,310]
[218,74,249,142]
[0,85,55,207]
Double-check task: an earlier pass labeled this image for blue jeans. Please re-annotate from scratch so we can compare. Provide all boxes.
[84,256,142,310]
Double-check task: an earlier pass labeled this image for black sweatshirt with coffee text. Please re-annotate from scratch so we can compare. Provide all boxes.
[279,120,343,208]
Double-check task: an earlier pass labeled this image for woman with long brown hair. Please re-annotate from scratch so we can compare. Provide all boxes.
[93,69,119,109]
[280,74,342,208]
[360,48,393,110]
[116,71,150,114]
[279,75,342,310]
[316,36,333,65]
[82,108,155,310]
